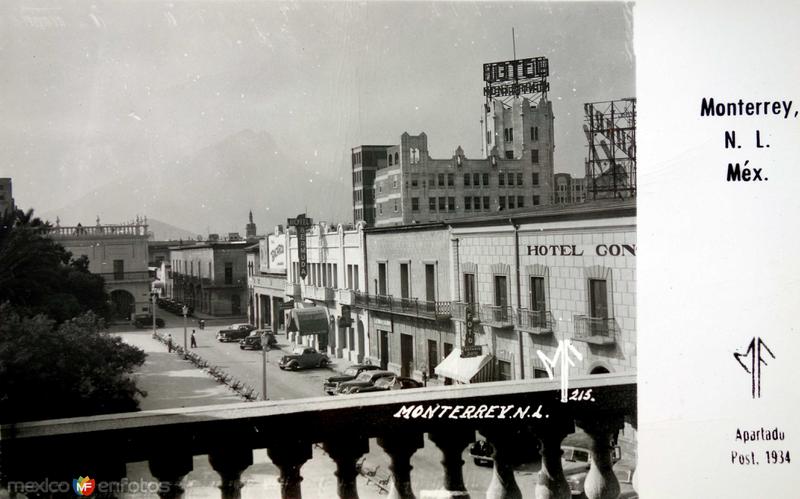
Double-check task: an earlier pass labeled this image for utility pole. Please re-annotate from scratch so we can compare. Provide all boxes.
[261,331,268,400]
[152,292,157,339]
[182,305,188,357]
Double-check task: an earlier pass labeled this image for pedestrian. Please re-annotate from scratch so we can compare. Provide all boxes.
[191,330,197,348]
[167,333,173,353]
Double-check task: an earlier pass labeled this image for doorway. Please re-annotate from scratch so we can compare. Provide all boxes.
[400,333,414,377]
[379,330,389,370]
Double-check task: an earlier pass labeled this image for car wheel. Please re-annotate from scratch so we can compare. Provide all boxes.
[318,359,329,368]
[290,362,299,371]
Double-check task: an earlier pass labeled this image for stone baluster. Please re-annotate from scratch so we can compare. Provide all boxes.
[208,447,254,499]
[577,417,624,499]
[266,442,312,499]
[377,432,424,499]
[323,437,369,499]
[428,430,473,498]
[534,421,574,499]
[481,426,538,499]
[149,451,194,499]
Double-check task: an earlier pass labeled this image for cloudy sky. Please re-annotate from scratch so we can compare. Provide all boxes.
[1,1,634,220]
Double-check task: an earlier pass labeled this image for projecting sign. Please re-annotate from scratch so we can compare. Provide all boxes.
[461,304,482,358]
[287,213,313,280]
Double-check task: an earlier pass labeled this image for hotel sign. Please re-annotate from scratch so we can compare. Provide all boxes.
[483,56,549,99]
[527,244,636,257]
[288,214,313,280]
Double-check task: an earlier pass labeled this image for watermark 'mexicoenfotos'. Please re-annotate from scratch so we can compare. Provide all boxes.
[6,477,167,496]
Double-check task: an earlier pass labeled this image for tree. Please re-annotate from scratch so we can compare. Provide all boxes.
[0,306,146,423]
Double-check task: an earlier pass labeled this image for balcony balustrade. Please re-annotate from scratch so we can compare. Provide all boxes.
[47,223,148,238]
[514,308,554,334]
[573,316,620,345]
[337,288,355,306]
[96,271,152,283]
[353,291,451,320]
[303,284,336,302]
[452,303,513,328]
[0,374,636,499]
[285,282,302,297]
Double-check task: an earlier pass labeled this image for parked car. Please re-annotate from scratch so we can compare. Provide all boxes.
[132,313,164,328]
[239,330,277,350]
[278,347,329,370]
[347,376,422,394]
[229,323,256,333]
[216,328,250,342]
[335,370,396,394]
[323,364,382,395]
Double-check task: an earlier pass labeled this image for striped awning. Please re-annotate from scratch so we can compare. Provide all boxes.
[288,307,329,335]
[434,348,493,384]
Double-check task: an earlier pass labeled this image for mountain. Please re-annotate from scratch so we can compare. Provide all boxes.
[146,218,199,241]
[41,130,351,235]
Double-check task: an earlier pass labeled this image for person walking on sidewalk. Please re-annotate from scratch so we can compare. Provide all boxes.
[191,330,197,348]
[167,333,173,353]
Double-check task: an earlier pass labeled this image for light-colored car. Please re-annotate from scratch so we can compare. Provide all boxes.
[278,347,329,370]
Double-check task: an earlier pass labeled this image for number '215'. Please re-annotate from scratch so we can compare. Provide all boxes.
[569,389,594,402]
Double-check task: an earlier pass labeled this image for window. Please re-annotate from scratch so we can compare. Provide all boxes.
[531,126,539,141]
[533,195,540,206]
[497,360,513,381]
[505,151,514,159]
[499,196,506,210]
[531,149,539,163]
[448,197,455,211]
[347,264,353,289]
[464,197,472,210]
[530,276,546,311]
[482,173,489,186]
[427,340,439,379]
[378,263,387,295]
[516,173,523,186]
[463,273,476,304]
[225,262,233,285]
[483,196,490,211]
[379,204,383,215]
[438,174,445,187]
[411,197,419,211]
[393,199,398,212]
[447,174,454,186]
[503,127,513,142]
[429,197,436,211]
[353,265,359,291]
[508,196,515,209]
[394,152,399,164]
[517,196,524,208]
[508,173,514,186]
[589,279,609,319]
[534,368,549,379]
[473,173,480,186]
[464,174,471,186]
[494,275,508,307]
[113,260,124,280]
[532,172,540,186]
[411,178,418,187]
[392,177,398,189]
[473,196,481,210]
[438,197,446,210]
[389,154,393,166]
[499,173,505,186]
[400,263,410,299]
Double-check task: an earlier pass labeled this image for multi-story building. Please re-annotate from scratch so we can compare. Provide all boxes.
[369,95,554,227]
[48,219,151,319]
[554,173,587,204]
[351,145,390,225]
[285,222,368,361]
[359,223,455,382]
[0,178,14,215]
[169,241,249,316]
[446,199,636,381]
[247,229,287,330]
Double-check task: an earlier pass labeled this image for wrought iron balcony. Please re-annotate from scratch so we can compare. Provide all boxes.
[0,374,636,499]
[453,303,513,328]
[514,308,554,334]
[285,282,301,297]
[573,315,620,345]
[353,291,451,320]
[303,284,336,302]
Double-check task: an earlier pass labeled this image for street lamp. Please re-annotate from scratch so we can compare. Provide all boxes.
[182,305,188,356]
[261,330,268,401]
[151,280,164,339]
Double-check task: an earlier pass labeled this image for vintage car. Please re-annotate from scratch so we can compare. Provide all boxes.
[347,376,422,394]
[278,347,329,370]
[323,364,382,395]
[335,370,396,394]
[239,330,277,350]
[132,313,164,328]
[216,328,250,343]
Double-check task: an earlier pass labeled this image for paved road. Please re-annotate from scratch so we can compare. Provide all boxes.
[116,312,541,497]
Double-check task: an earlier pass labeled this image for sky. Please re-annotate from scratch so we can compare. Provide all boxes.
[0,1,634,223]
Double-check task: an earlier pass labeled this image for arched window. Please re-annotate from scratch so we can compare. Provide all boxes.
[388,154,393,166]
[394,152,399,164]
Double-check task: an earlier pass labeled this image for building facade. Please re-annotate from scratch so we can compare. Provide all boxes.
[369,96,555,227]
[351,145,390,226]
[169,242,249,316]
[48,220,151,319]
[554,173,588,204]
[285,222,368,361]
[0,178,14,215]
[247,230,287,331]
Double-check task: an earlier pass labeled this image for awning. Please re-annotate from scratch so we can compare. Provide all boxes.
[434,348,494,384]
[287,307,329,335]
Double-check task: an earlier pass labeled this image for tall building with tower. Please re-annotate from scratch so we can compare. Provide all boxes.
[245,210,257,239]
[351,145,391,226]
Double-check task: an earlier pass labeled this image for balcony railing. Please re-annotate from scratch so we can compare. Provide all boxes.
[47,223,148,238]
[285,282,301,297]
[514,308,554,334]
[303,284,336,302]
[337,288,355,305]
[0,374,636,499]
[96,271,152,282]
[573,315,619,345]
[353,291,451,320]
[452,303,513,328]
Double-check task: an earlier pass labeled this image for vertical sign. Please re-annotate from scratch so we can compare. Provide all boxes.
[287,213,313,280]
[461,304,482,357]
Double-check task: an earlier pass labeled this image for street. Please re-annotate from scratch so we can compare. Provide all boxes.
[115,312,539,497]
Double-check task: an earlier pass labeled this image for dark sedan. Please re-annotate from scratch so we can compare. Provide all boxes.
[323,364,381,395]
[335,370,396,394]
[348,376,422,394]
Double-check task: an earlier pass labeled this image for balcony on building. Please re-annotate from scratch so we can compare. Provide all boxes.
[514,308,554,335]
[353,291,451,321]
[0,374,636,499]
[285,282,301,297]
[337,288,355,306]
[451,302,513,328]
[302,283,336,303]
[47,222,149,238]
[573,315,619,345]
[96,270,153,283]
